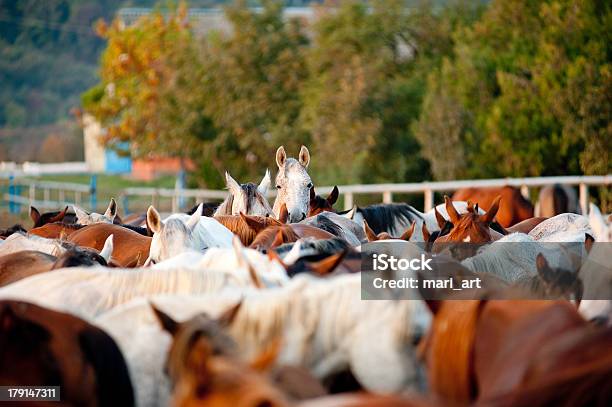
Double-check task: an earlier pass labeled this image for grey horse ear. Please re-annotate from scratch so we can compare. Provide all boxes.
[258,169,271,196]
[104,198,117,220]
[276,146,287,168]
[298,145,310,168]
[147,205,163,234]
[225,171,242,197]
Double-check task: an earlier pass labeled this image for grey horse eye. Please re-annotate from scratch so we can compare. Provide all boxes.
[276,185,281,189]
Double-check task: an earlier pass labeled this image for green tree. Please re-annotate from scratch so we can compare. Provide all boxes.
[416,0,611,180]
[199,0,309,181]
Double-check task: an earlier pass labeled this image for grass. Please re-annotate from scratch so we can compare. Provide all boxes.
[33,174,177,190]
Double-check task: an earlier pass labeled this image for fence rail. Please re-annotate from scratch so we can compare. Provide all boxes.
[2,175,610,216]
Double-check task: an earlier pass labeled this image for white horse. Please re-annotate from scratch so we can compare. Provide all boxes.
[588,203,612,242]
[461,232,588,283]
[528,213,593,242]
[0,263,264,320]
[578,242,612,325]
[273,145,312,223]
[145,203,233,264]
[95,274,430,406]
[151,236,289,288]
[0,233,67,257]
[213,170,273,217]
[73,198,118,225]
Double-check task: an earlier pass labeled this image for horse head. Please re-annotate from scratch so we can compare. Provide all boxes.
[217,170,273,217]
[273,145,312,223]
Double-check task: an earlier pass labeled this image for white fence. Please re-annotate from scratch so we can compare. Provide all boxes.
[3,175,610,215]
[0,161,89,177]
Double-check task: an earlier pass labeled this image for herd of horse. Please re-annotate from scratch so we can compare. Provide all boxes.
[0,145,611,406]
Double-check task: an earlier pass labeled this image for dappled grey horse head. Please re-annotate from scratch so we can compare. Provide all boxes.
[145,204,202,264]
[273,145,312,223]
[73,198,117,225]
[214,170,272,217]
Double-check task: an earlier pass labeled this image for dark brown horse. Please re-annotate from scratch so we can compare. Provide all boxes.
[67,223,150,267]
[453,186,534,227]
[0,241,112,287]
[308,186,339,217]
[30,205,73,228]
[0,300,134,406]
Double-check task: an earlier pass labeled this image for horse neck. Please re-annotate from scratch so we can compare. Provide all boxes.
[272,193,285,218]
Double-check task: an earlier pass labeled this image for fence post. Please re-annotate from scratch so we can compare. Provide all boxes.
[344,192,354,211]
[579,183,588,215]
[90,175,97,211]
[121,193,130,215]
[424,188,433,212]
[29,183,35,208]
[382,191,392,204]
[8,176,17,214]
[44,188,50,209]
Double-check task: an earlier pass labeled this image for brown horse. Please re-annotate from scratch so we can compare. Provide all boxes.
[308,186,339,217]
[0,300,134,406]
[30,205,73,228]
[29,222,85,239]
[363,220,415,241]
[68,223,150,267]
[152,303,289,407]
[0,240,113,287]
[453,186,534,227]
[248,223,337,252]
[419,295,612,406]
[433,196,502,251]
[537,184,580,217]
[214,215,282,246]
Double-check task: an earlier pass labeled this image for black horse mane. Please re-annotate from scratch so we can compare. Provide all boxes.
[312,213,346,239]
[186,202,220,217]
[0,224,27,238]
[357,203,423,234]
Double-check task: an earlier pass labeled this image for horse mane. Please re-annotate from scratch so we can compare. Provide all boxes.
[49,222,85,231]
[276,237,351,259]
[187,202,219,217]
[214,215,258,245]
[312,213,346,238]
[118,223,150,236]
[0,267,244,318]
[358,203,423,235]
[0,224,27,238]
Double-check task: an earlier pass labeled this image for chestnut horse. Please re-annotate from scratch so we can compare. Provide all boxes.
[433,196,502,248]
[452,186,534,227]
[30,205,73,228]
[308,186,339,217]
[68,223,150,267]
[242,213,336,251]
[0,300,134,406]
[420,295,612,406]
[152,303,289,407]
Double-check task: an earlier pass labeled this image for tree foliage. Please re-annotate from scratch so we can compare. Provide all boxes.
[82,0,609,190]
[415,0,611,179]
